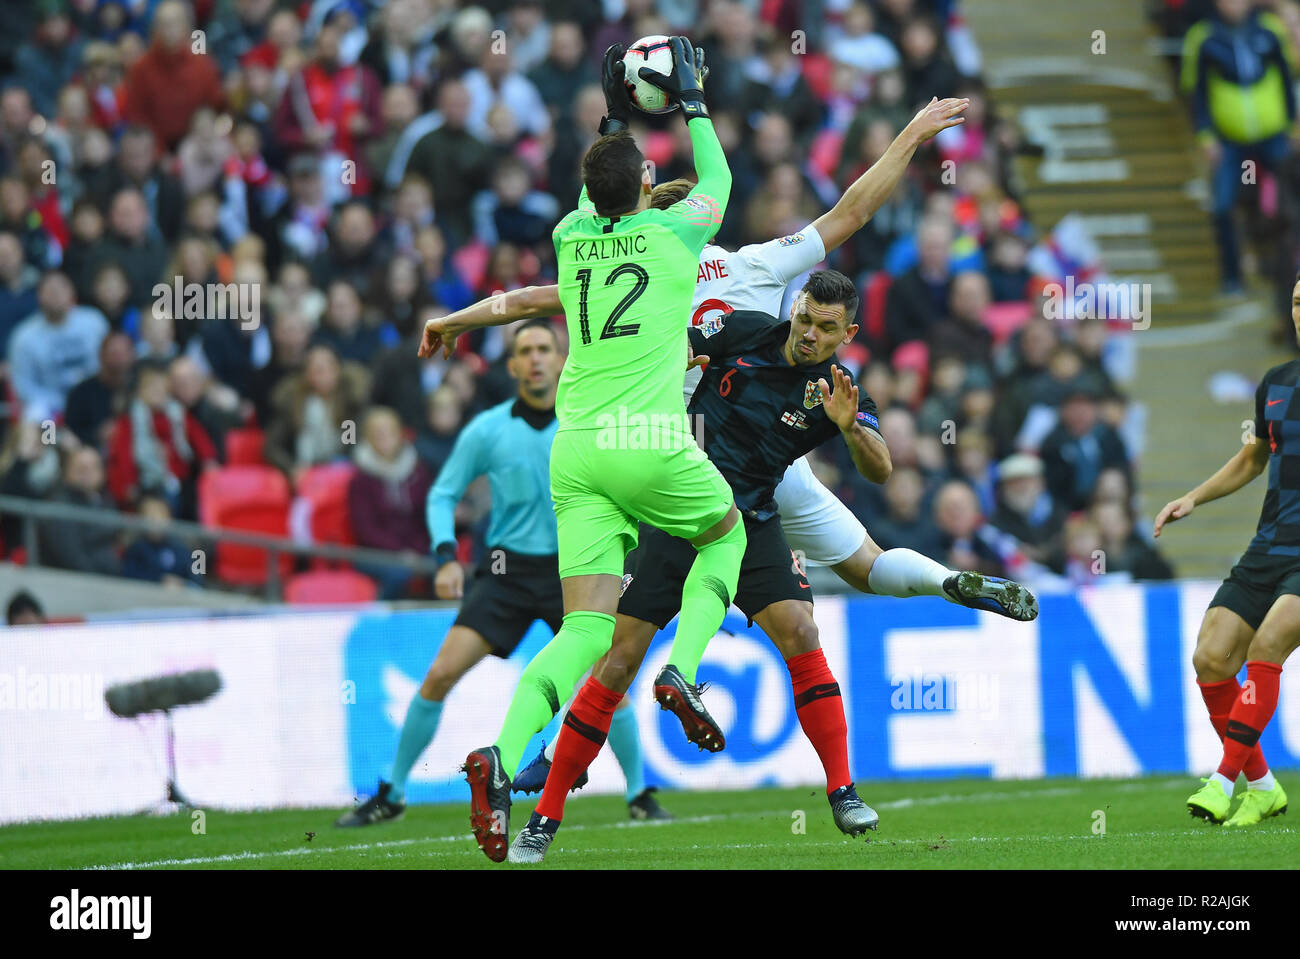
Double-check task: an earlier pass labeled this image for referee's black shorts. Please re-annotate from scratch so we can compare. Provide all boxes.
[1208,549,1300,631]
[619,514,810,630]
[453,548,563,658]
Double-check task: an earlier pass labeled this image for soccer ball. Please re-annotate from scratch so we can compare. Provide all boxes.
[623,35,677,116]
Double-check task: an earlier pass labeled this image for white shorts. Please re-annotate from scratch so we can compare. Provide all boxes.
[773,455,867,567]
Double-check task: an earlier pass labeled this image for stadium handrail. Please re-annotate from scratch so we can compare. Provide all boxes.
[0,493,445,598]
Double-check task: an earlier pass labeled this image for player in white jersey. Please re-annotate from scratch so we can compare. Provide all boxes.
[422,95,1036,625]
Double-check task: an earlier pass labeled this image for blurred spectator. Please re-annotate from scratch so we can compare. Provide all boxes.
[9,270,108,423]
[829,2,901,76]
[248,307,311,423]
[868,465,944,555]
[472,156,559,248]
[0,229,39,357]
[122,492,201,588]
[16,0,85,119]
[1181,0,1294,294]
[358,0,439,90]
[208,0,277,74]
[404,79,494,245]
[168,354,245,462]
[87,126,185,243]
[929,269,994,367]
[106,359,217,518]
[273,18,382,197]
[899,14,962,105]
[1053,513,1103,586]
[1039,387,1131,511]
[988,453,1065,563]
[933,479,1007,576]
[65,330,135,448]
[89,262,138,334]
[62,200,110,301]
[1092,499,1176,581]
[39,446,121,576]
[6,590,46,626]
[314,279,387,364]
[325,201,387,296]
[265,152,331,275]
[528,21,596,127]
[373,253,432,340]
[746,34,826,145]
[986,230,1032,303]
[416,385,465,469]
[348,405,434,598]
[102,188,168,308]
[122,0,224,151]
[886,217,953,351]
[264,343,369,482]
[371,304,449,432]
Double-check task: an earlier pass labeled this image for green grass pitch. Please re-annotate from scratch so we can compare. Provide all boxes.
[2,775,1294,870]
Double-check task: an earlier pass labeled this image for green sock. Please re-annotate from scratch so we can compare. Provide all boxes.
[494,610,616,778]
[668,518,746,684]
[608,705,646,802]
[387,693,443,802]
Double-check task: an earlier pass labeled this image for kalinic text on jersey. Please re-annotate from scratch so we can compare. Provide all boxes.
[551,120,730,436]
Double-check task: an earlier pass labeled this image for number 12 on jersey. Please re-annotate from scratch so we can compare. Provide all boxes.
[574,262,648,346]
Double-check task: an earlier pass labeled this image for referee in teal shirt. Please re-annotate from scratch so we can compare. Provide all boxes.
[337,319,562,826]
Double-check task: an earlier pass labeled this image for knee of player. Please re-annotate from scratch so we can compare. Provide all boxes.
[787,616,820,654]
[1191,642,1242,681]
[594,656,635,694]
[422,664,460,700]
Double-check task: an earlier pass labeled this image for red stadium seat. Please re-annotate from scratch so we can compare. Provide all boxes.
[198,466,293,586]
[808,129,844,181]
[295,462,357,549]
[983,301,1033,345]
[223,427,266,466]
[284,569,378,605]
[862,271,892,347]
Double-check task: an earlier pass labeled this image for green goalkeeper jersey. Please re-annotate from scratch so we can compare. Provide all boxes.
[551,119,731,435]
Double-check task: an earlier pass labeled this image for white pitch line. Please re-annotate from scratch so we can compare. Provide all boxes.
[81,781,1200,870]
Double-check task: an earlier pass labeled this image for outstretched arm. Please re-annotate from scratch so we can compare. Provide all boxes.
[1153,441,1269,537]
[417,285,562,358]
[812,97,968,255]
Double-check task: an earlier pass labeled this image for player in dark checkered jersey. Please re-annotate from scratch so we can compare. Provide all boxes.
[1154,311,1300,827]
[506,271,888,861]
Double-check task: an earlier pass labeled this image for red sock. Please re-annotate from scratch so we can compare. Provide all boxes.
[1198,677,1270,780]
[787,648,851,795]
[535,676,623,822]
[1216,662,1283,781]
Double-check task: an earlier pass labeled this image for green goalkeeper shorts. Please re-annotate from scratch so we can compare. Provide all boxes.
[550,427,735,578]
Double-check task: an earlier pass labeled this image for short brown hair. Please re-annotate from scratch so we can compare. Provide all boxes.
[581,131,644,216]
[650,178,694,210]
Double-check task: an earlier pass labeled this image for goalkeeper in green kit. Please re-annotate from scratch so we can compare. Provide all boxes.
[443,37,747,862]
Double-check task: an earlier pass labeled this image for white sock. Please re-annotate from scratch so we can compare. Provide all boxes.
[1210,772,1235,797]
[867,548,954,598]
[1249,770,1276,792]
[544,727,559,762]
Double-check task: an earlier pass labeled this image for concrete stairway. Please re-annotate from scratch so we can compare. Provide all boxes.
[964,0,1293,578]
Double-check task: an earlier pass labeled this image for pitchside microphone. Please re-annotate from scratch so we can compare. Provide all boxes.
[105,669,222,718]
[105,669,223,811]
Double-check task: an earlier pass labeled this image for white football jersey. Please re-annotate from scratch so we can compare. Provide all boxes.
[683,224,826,402]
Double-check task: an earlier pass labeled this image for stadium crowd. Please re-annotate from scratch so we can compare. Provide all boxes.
[0,0,1174,598]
